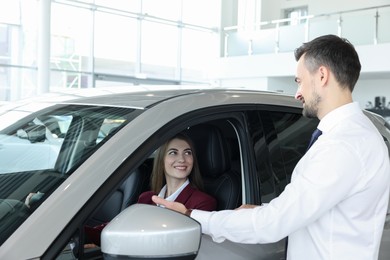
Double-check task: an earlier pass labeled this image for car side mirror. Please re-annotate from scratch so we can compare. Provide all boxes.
[101,204,201,260]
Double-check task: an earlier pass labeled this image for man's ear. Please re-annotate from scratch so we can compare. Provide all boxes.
[318,66,329,85]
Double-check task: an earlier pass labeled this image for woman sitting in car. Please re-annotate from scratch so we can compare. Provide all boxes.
[86,133,216,246]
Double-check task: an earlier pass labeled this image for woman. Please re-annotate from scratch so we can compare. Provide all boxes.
[86,133,216,246]
[138,133,216,210]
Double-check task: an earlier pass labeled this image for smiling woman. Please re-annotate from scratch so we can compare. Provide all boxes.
[138,133,216,209]
[84,133,217,247]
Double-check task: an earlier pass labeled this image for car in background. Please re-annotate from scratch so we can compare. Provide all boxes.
[0,86,389,259]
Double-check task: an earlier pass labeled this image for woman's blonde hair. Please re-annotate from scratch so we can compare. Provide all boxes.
[150,133,204,193]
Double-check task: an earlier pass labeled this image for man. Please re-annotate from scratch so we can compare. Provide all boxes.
[153,35,390,259]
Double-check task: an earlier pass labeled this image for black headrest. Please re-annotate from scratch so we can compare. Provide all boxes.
[185,124,230,178]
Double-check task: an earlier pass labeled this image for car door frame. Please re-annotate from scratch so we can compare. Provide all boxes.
[46,103,303,259]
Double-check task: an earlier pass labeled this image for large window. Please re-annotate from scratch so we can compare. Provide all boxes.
[94,12,138,77]
[0,1,38,100]
[0,0,221,101]
[284,6,308,26]
[141,21,179,79]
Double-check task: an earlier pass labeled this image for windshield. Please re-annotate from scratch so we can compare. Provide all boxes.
[0,103,140,246]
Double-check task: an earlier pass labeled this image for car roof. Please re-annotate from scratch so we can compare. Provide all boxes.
[0,85,302,114]
[1,86,299,112]
[65,88,204,109]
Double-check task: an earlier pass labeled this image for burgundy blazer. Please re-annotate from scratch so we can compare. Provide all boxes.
[86,185,216,246]
[138,184,217,211]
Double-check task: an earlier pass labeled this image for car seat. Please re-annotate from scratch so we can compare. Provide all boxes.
[185,124,241,210]
[87,158,152,227]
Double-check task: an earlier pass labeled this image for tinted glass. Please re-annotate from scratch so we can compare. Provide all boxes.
[269,111,318,182]
[247,110,318,203]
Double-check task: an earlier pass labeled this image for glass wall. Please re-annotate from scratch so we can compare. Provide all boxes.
[0,0,221,101]
[0,1,38,100]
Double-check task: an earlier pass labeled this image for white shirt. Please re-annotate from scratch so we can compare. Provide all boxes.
[192,102,390,260]
[158,179,189,203]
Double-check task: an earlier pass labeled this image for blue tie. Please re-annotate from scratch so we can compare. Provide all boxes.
[307,128,322,151]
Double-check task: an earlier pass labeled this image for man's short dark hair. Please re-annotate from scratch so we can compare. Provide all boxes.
[294,34,361,91]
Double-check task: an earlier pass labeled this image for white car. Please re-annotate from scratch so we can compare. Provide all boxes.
[0,87,389,259]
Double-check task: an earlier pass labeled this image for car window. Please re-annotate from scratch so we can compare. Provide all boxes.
[0,115,70,173]
[0,104,139,246]
[269,111,318,183]
[246,110,317,203]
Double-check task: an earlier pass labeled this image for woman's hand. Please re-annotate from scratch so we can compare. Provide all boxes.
[152,195,187,215]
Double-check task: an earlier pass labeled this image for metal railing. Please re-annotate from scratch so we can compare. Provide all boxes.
[223,5,390,57]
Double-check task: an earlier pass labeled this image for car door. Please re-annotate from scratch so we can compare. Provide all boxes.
[223,107,318,259]
[187,106,318,260]
[58,107,285,260]
[64,105,316,260]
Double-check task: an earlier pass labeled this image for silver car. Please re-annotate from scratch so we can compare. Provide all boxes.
[0,87,389,259]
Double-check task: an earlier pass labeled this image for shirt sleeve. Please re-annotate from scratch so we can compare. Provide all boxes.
[191,141,363,244]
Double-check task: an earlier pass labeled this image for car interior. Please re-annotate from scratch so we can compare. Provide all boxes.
[185,123,242,210]
[85,159,153,227]
[80,119,243,257]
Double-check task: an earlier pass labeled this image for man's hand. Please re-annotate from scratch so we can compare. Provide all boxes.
[236,204,258,210]
[152,195,187,214]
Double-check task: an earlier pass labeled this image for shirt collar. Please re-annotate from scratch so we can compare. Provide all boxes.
[158,179,190,202]
[317,102,361,134]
